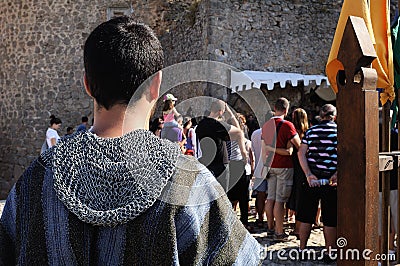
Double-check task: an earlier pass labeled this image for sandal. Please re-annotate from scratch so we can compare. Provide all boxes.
[273,232,291,242]
[266,228,275,239]
[289,231,300,240]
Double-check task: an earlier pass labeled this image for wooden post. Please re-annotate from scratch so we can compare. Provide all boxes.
[336,16,379,266]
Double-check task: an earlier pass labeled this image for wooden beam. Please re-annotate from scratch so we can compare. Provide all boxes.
[336,16,378,266]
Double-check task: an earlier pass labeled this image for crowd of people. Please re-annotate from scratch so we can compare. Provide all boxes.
[35,78,394,264]
[42,92,338,254]
[150,96,338,261]
[2,12,396,265]
[1,17,262,264]
[36,44,339,263]
[41,115,93,153]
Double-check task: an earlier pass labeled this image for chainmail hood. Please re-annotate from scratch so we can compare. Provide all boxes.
[44,129,181,226]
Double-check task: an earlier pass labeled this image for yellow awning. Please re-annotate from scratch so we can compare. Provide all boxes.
[371,0,394,104]
[326,0,394,105]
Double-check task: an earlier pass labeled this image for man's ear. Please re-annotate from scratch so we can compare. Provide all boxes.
[83,73,93,97]
[148,71,161,101]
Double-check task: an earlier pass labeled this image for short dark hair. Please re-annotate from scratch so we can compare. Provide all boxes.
[274,97,290,112]
[81,116,88,123]
[50,115,62,126]
[84,16,164,110]
[149,117,163,133]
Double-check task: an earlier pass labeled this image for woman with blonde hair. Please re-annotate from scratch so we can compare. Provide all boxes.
[292,108,309,140]
[288,108,309,238]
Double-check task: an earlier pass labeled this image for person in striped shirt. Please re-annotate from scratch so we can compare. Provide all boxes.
[297,104,338,261]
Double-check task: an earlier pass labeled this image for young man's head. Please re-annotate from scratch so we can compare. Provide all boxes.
[81,116,89,123]
[274,97,290,116]
[84,16,164,110]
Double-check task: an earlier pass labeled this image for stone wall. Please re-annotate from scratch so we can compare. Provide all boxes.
[0,0,398,198]
[0,0,139,198]
[207,0,342,73]
[154,0,210,118]
[152,0,343,120]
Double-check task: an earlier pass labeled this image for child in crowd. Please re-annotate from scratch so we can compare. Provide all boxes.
[162,94,181,129]
[160,94,185,143]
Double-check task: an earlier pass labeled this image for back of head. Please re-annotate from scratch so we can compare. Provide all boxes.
[183,116,192,128]
[82,116,89,123]
[50,115,62,126]
[210,99,225,114]
[292,108,309,138]
[265,110,274,122]
[84,16,164,110]
[149,117,163,133]
[176,115,183,124]
[274,97,289,112]
[319,104,337,120]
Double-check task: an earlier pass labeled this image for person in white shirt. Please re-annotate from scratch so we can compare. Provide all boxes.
[46,115,62,147]
[251,110,274,227]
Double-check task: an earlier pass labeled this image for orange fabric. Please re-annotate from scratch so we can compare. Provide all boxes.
[370,0,394,104]
[326,0,394,105]
[326,0,374,94]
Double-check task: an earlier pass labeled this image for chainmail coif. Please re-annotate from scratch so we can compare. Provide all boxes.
[45,129,181,227]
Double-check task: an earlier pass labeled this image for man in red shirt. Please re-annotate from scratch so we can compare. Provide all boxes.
[261,97,301,241]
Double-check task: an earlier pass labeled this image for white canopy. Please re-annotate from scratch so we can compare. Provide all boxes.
[230,70,336,101]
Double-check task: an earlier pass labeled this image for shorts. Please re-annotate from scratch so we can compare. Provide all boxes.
[253,178,268,192]
[296,184,337,227]
[266,168,294,203]
[378,190,398,235]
